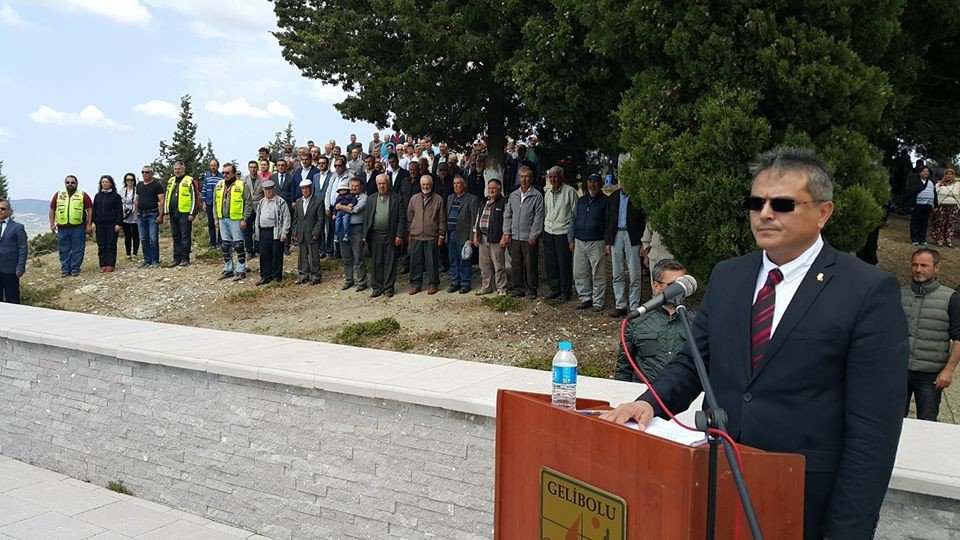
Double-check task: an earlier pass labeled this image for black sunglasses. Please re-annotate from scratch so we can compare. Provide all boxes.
[743,196,825,213]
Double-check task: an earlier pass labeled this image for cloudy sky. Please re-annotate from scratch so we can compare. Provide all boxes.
[0,0,380,200]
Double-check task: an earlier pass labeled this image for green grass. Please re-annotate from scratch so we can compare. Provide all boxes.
[228,288,263,303]
[481,295,522,312]
[516,356,612,378]
[106,480,133,495]
[28,232,57,257]
[20,284,64,310]
[195,247,222,261]
[319,257,344,273]
[424,330,447,342]
[393,338,413,351]
[333,317,401,346]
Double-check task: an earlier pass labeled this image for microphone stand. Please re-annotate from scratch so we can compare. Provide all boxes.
[675,303,763,539]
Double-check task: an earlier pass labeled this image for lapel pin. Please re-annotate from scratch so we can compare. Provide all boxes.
[816,272,824,282]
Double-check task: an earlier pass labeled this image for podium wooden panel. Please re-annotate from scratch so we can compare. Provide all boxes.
[494,390,804,539]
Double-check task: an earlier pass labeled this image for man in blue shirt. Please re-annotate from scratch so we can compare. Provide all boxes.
[200,159,223,249]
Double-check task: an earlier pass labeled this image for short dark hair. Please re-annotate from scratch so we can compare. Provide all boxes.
[99,174,117,191]
[316,156,328,165]
[0,199,11,211]
[248,160,258,167]
[749,147,833,201]
[223,163,236,174]
[913,248,941,265]
[334,156,347,166]
[258,146,269,153]
[652,259,686,283]
[487,178,503,188]
[388,153,399,161]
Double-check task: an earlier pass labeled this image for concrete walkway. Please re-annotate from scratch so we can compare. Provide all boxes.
[0,455,264,540]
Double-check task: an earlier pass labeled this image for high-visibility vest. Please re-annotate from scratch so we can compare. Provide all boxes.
[166,176,194,213]
[214,179,245,220]
[55,190,85,226]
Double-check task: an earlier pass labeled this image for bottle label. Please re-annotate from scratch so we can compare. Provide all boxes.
[553,365,577,385]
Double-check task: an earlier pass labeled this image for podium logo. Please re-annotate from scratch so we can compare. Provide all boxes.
[540,467,626,540]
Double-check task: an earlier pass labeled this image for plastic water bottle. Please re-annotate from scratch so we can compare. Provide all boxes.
[551,341,577,409]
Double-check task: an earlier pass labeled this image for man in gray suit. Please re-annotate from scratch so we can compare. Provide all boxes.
[290,180,325,285]
[0,200,28,304]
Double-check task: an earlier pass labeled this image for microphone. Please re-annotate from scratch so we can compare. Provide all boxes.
[628,275,698,320]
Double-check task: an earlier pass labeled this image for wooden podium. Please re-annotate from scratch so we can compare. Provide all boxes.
[494,390,805,539]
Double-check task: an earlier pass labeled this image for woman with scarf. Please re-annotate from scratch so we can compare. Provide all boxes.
[933,168,960,247]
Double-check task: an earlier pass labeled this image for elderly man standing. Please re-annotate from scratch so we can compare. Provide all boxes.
[407,174,445,294]
[446,175,481,293]
[339,177,369,291]
[291,179,324,285]
[48,175,93,277]
[473,179,509,296]
[503,166,545,299]
[213,163,253,282]
[165,161,200,266]
[542,166,578,301]
[570,173,610,312]
[254,180,291,285]
[606,181,647,317]
[363,174,406,298]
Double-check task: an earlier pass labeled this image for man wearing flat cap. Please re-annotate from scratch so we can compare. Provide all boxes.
[291,178,325,284]
[253,179,291,285]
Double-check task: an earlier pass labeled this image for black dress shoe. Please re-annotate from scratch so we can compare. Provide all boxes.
[370,290,383,298]
[233,272,247,281]
[256,278,270,286]
[218,271,234,280]
[575,301,593,310]
[342,282,354,290]
[447,284,460,293]
[356,284,368,292]
[296,277,309,284]
[459,286,471,294]
[545,291,562,300]
[608,308,628,318]
[309,278,322,285]
[385,290,395,297]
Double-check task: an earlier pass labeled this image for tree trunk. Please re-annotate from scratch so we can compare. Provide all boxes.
[486,96,507,178]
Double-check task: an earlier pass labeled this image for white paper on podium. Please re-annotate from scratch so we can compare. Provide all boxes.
[624,417,707,447]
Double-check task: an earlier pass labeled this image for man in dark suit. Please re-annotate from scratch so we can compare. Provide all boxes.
[290,153,319,200]
[273,159,296,207]
[312,156,337,259]
[387,153,409,194]
[0,200,28,304]
[601,148,908,540]
[290,180,325,285]
[363,173,407,298]
[505,144,539,192]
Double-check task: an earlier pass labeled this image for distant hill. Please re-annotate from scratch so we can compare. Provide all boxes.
[10,199,51,238]
[10,199,50,216]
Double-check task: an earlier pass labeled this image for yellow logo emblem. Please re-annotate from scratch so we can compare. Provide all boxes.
[540,467,626,540]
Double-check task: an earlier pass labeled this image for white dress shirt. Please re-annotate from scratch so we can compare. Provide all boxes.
[753,235,824,336]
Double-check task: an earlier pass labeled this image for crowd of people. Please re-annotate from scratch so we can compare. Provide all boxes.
[39,133,673,314]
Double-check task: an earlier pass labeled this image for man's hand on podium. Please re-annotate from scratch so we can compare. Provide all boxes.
[599,400,655,428]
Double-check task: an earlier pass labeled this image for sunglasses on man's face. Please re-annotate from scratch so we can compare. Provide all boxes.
[743,196,824,213]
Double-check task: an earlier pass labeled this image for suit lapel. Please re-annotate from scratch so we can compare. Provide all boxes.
[736,253,765,380]
[749,244,837,383]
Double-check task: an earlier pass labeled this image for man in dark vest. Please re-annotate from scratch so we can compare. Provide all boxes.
[902,247,960,421]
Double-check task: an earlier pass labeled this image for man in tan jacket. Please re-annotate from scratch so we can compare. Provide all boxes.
[406,175,445,294]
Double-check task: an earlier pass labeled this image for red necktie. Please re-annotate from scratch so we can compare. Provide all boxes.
[751,268,783,372]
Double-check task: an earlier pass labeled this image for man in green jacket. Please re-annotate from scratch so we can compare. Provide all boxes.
[615,259,691,383]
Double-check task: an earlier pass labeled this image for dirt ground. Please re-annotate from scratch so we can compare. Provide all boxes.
[20,214,960,423]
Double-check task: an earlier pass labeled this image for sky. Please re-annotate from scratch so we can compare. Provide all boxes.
[0,0,381,200]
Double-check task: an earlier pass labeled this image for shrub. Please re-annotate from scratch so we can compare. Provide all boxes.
[28,232,57,256]
[481,295,522,313]
[333,317,401,346]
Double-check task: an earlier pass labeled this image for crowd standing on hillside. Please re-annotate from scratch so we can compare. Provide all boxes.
[39,133,671,316]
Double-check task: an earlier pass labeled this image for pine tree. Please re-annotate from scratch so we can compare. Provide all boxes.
[0,161,8,200]
[200,139,217,166]
[152,95,204,184]
[283,121,296,149]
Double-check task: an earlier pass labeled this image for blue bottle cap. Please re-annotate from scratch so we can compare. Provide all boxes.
[558,341,573,351]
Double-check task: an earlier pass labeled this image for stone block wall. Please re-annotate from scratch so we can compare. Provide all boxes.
[0,339,495,539]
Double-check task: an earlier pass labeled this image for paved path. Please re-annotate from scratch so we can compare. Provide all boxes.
[0,455,265,540]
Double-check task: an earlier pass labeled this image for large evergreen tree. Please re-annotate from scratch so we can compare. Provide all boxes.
[152,95,204,183]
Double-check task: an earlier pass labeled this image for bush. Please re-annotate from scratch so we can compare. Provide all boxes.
[20,284,63,310]
[28,232,57,256]
[106,481,133,495]
[333,317,401,346]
